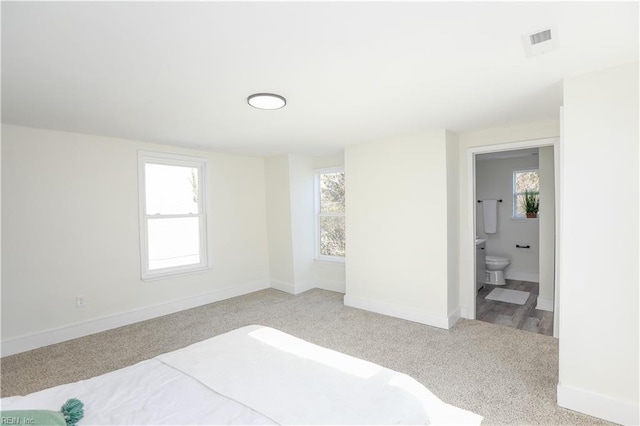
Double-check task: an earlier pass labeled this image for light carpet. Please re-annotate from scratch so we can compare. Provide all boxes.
[485,288,531,305]
[0,288,612,425]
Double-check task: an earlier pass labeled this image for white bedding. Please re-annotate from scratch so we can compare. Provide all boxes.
[1,325,482,425]
[0,358,275,425]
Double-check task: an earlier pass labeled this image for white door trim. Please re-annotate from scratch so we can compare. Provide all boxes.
[465,137,560,338]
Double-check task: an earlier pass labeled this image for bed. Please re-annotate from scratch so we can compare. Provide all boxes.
[1,325,483,425]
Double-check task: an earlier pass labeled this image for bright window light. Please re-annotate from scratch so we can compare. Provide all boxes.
[314,167,345,261]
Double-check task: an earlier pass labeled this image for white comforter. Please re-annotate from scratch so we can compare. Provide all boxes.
[0,358,274,425]
[1,325,482,425]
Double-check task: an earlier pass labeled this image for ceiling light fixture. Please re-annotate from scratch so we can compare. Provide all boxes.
[247,93,286,110]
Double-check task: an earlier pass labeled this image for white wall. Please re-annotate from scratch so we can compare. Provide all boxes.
[265,155,295,291]
[1,124,270,355]
[344,131,454,328]
[446,131,460,320]
[289,154,315,293]
[476,155,540,282]
[0,120,2,332]
[457,120,560,317]
[537,146,555,311]
[558,62,639,425]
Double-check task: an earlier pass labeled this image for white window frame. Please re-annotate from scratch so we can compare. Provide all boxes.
[513,168,539,219]
[138,151,210,280]
[314,166,345,262]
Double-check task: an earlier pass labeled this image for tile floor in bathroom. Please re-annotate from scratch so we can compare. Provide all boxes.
[476,279,554,336]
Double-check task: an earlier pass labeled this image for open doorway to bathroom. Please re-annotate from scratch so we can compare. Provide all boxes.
[472,143,557,337]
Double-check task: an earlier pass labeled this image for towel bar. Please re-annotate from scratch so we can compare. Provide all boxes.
[477,199,503,203]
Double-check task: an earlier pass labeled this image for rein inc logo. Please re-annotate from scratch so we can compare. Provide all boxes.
[1,416,35,425]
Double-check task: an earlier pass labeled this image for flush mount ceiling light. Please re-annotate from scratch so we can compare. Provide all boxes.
[247,93,287,110]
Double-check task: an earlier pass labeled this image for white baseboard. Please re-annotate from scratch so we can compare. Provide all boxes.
[536,296,554,312]
[294,281,316,295]
[448,307,461,328]
[505,271,540,282]
[270,279,295,294]
[1,280,269,357]
[343,294,449,329]
[557,383,639,425]
[460,306,473,320]
[272,279,345,295]
[314,278,346,293]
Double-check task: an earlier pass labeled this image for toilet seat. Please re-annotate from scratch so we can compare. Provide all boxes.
[486,256,509,263]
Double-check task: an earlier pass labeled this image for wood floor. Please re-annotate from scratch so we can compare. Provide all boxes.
[476,279,554,336]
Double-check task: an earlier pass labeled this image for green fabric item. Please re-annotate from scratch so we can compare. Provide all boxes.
[60,399,83,426]
[0,409,67,425]
[1,398,84,426]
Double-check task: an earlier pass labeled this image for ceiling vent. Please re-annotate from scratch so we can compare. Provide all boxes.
[530,29,552,45]
[521,26,556,57]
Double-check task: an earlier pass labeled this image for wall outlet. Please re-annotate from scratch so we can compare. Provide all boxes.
[76,295,86,308]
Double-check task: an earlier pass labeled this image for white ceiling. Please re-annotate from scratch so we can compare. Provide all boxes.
[2,2,638,157]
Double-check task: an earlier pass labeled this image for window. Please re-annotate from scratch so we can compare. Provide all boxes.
[314,167,345,261]
[138,151,209,279]
[513,169,539,218]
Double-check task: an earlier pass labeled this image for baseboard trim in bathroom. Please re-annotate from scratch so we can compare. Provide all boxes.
[535,296,554,312]
[505,271,539,283]
[485,288,530,305]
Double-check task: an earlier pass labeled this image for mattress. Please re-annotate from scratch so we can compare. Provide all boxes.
[1,325,483,425]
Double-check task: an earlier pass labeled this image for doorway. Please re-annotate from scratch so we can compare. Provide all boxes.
[466,137,560,338]
[475,147,549,335]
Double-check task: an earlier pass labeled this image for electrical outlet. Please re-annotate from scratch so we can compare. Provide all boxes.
[76,295,86,308]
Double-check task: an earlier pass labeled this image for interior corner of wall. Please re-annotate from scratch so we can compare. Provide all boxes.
[270,280,296,294]
[445,129,460,142]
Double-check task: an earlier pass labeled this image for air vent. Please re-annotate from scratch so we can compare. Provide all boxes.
[530,29,552,45]
[521,26,556,57]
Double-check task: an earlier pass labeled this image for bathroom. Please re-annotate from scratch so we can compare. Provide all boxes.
[474,146,555,336]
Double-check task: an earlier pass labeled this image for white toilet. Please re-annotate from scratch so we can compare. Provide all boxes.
[485,256,510,285]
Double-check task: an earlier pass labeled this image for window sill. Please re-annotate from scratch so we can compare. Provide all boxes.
[315,256,345,264]
[142,265,211,281]
[511,217,539,222]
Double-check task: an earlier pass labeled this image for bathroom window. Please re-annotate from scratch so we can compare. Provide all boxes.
[513,169,539,218]
[138,151,210,280]
[314,167,345,261]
